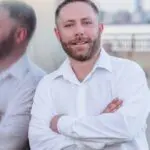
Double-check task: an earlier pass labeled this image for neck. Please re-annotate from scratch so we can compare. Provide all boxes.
[0,48,26,72]
[70,51,100,82]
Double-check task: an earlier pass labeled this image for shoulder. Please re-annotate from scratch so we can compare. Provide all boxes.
[35,69,59,89]
[29,61,46,80]
[23,60,46,89]
[110,56,145,76]
[109,56,147,89]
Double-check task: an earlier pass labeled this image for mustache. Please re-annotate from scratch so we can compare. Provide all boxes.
[68,36,91,45]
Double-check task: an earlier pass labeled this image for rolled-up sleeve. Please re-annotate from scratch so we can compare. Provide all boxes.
[29,77,75,150]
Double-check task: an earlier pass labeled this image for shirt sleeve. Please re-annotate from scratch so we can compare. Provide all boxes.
[29,76,76,150]
[0,85,35,150]
[57,62,150,149]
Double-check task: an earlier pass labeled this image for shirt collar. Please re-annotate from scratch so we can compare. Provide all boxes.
[55,58,78,83]
[95,48,112,72]
[0,54,30,80]
[55,48,112,80]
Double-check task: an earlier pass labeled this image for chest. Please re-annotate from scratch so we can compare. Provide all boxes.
[52,75,114,117]
[0,77,20,117]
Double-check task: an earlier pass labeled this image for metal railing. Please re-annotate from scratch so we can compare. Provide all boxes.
[102,33,150,52]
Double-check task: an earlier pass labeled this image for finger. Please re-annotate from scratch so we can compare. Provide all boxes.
[106,100,123,113]
[110,99,121,106]
[109,100,123,112]
[112,103,123,112]
[102,99,123,113]
[116,99,123,105]
[103,103,117,113]
[111,98,119,103]
[108,99,122,109]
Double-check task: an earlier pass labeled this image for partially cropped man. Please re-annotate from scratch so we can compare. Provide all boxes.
[29,0,150,150]
[0,0,45,149]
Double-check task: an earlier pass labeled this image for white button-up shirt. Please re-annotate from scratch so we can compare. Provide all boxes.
[29,49,150,150]
[0,54,45,150]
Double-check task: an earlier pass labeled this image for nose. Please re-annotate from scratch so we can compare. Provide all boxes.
[74,23,84,36]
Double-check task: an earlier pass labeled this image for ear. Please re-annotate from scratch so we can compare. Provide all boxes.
[15,27,28,44]
[54,27,61,40]
[99,24,104,33]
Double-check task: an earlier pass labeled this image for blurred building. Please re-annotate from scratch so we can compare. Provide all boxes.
[135,0,142,12]
[98,0,150,24]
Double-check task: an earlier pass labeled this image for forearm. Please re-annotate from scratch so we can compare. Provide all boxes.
[29,117,76,150]
[57,86,150,148]
[57,113,138,147]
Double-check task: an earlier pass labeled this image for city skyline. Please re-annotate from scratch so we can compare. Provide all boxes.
[99,0,150,12]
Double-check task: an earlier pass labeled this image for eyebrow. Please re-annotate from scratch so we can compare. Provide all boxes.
[63,17,92,23]
[81,17,92,21]
[64,19,75,23]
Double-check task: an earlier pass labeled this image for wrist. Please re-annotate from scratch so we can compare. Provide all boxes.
[50,114,64,133]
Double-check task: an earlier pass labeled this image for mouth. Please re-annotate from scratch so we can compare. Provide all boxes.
[71,41,89,46]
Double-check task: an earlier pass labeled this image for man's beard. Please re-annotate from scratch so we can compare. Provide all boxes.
[0,29,16,60]
[60,32,101,62]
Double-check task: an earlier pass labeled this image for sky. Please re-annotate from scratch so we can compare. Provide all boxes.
[99,0,150,12]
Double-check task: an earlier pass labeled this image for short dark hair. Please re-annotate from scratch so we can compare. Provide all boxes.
[55,0,99,24]
[0,0,36,41]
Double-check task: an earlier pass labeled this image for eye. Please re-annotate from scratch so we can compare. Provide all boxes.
[64,24,73,28]
[83,20,92,25]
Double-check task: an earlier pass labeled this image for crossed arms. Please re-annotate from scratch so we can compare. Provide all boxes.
[29,66,150,150]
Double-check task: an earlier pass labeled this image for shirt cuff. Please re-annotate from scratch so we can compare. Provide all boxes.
[57,116,76,135]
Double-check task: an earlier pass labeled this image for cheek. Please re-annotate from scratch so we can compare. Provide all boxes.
[0,30,7,39]
[85,26,100,37]
[0,34,8,43]
[59,30,74,42]
[85,30,98,41]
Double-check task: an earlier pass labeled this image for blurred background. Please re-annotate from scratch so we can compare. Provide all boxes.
[5,0,150,148]
[24,0,150,85]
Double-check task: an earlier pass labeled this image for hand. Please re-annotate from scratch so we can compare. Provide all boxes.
[50,114,63,133]
[102,98,123,114]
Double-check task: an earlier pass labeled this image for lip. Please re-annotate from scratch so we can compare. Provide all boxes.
[73,43,88,47]
[72,42,88,45]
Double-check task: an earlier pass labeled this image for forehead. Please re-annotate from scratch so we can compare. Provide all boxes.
[59,2,97,21]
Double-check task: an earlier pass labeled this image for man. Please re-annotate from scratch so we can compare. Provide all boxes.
[0,0,45,149]
[29,0,150,150]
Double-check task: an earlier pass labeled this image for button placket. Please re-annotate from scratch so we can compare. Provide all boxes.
[76,84,87,117]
